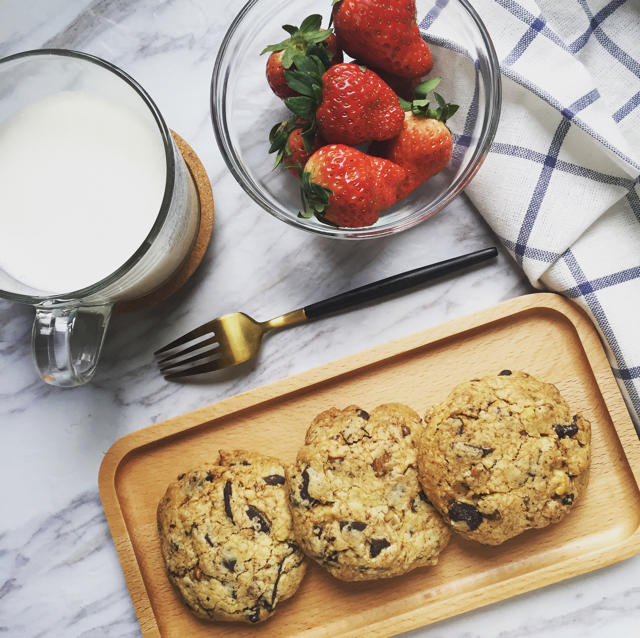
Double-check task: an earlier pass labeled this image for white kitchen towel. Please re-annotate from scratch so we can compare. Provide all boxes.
[421,0,640,428]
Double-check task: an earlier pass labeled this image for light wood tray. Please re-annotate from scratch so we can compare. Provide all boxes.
[99,293,640,637]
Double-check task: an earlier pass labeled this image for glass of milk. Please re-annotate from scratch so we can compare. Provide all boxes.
[0,50,201,387]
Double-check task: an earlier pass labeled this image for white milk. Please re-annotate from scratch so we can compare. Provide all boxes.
[0,90,170,294]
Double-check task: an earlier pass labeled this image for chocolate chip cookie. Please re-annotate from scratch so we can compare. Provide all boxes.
[287,404,450,581]
[417,371,591,545]
[157,450,307,624]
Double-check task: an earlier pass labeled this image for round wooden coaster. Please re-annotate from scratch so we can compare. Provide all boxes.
[115,131,214,314]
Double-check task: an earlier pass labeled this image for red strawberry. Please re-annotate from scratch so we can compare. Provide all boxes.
[268,119,323,176]
[262,15,343,99]
[286,61,404,146]
[266,53,295,100]
[284,128,321,176]
[333,0,433,79]
[370,79,458,199]
[301,144,405,227]
[317,65,405,145]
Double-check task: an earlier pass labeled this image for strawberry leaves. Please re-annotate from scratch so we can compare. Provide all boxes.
[283,54,324,118]
[414,77,441,97]
[407,78,459,122]
[268,119,316,169]
[268,120,297,169]
[261,14,334,70]
[300,171,334,221]
[285,96,316,119]
[398,96,412,111]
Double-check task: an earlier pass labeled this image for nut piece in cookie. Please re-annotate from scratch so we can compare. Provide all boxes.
[287,404,450,581]
[417,372,591,545]
[157,449,307,624]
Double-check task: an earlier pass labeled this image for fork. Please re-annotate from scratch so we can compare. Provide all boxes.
[155,247,497,380]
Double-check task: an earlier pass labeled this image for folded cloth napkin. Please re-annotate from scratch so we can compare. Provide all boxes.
[421,0,640,429]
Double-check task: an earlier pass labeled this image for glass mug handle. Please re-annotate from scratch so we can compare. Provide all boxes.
[31,304,113,387]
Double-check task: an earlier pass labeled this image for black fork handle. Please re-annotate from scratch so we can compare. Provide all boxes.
[303,247,498,320]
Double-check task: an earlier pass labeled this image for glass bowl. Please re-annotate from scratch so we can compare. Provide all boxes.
[211,0,501,239]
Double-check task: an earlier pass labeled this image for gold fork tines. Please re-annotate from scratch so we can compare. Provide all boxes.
[154,310,306,380]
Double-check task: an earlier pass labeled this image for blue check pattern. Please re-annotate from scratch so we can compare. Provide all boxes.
[421,0,640,430]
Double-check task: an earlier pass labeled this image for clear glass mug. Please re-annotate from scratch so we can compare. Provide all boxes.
[0,50,200,387]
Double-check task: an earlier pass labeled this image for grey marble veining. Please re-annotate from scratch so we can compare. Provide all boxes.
[0,1,638,636]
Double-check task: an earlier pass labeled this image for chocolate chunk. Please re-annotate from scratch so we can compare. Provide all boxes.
[325,551,339,563]
[246,505,271,533]
[448,501,483,531]
[499,369,512,376]
[263,474,285,486]
[170,541,180,552]
[340,521,367,532]
[562,493,575,505]
[313,525,323,538]
[299,467,318,506]
[223,481,234,524]
[266,545,297,614]
[205,533,214,547]
[401,425,411,437]
[418,490,432,505]
[169,523,176,529]
[483,509,502,521]
[246,606,261,623]
[223,558,236,572]
[177,473,185,480]
[554,424,579,439]
[369,538,391,558]
[241,460,250,466]
[204,472,213,482]
[357,409,370,420]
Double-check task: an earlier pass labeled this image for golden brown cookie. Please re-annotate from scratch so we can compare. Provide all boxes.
[157,450,307,624]
[287,404,450,581]
[417,371,591,545]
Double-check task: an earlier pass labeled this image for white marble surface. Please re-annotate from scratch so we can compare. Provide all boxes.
[0,1,638,636]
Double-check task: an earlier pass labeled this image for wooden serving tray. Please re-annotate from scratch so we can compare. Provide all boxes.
[99,293,640,637]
